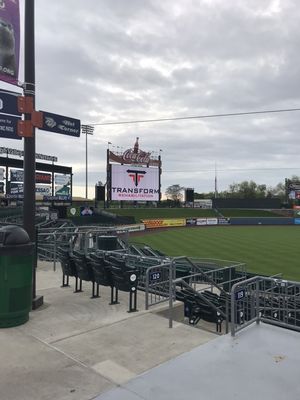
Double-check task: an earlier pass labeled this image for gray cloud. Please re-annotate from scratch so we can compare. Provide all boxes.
[2,0,300,197]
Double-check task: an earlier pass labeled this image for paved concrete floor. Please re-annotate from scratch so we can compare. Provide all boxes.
[0,261,216,400]
[96,323,300,400]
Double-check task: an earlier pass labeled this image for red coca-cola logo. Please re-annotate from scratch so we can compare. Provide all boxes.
[123,149,151,164]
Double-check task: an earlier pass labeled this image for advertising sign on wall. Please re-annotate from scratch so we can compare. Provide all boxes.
[43,195,71,202]
[142,218,186,229]
[206,218,218,225]
[111,164,159,201]
[218,217,231,225]
[10,168,23,182]
[194,199,213,209]
[186,218,197,225]
[0,168,4,180]
[0,0,20,85]
[109,137,160,167]
[10,169,52,184]
[36,185,51,195]
[196,218,207,225]
[36,172,51,184]
[0,182,4,193]
[0,147,57,162]
[10,182,23,194]
[55,185,70,196]
[55,174,71,185]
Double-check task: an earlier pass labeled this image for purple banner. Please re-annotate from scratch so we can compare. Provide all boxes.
[0,0,20,85]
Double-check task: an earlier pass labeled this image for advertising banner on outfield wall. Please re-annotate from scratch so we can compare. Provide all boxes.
[193,199,213,209]
[196,218,207,225]
[218,217,231,225]
[111,164,159,201]
[142,218,186,229]
[186,217,231,226]
[0,0,20,85]
[186,218,197,225]
[206,218,218,225]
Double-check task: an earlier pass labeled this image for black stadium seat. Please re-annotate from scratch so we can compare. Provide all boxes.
[57,247,82,292]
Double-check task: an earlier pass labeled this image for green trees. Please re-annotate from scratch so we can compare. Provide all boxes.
[165,184,184,205]
[193,177,300,200]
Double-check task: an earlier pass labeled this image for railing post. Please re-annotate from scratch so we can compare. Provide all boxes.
[231,286,236,336]
[225,295,229,334]
[256,279,260,325]
[169,260,174,328]
[53,232,57,271]
[145,267,150,310]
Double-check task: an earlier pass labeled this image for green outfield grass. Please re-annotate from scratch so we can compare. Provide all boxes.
[131,226,300,281]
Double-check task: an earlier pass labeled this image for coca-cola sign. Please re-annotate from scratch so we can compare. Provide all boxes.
[109,137,160,167]
[122,148,151,164]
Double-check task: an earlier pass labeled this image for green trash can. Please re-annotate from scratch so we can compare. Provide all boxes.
[0,225,34,328]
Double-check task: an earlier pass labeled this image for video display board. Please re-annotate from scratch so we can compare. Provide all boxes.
[111,164,159,201]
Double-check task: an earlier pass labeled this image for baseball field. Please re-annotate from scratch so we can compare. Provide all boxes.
[130,226,300,281]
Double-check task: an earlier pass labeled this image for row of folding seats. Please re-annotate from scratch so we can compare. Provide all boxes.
[177,287,254,331]
[176,286,300,331]
[176,287,224,332]
[57,247,139,312]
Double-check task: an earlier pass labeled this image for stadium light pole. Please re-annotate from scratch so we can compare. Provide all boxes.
[81,125,94,199]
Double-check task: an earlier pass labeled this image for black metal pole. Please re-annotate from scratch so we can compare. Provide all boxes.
[85,128,88,199]
[23,0,43,309]
[106,148,109,209]
[158,154,162,205]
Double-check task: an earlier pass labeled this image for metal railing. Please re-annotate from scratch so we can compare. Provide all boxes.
[145,262,172,310]
[142,256,241,332]
[37,225,132,269]
[231,276,300,336]
[168,257,232,330]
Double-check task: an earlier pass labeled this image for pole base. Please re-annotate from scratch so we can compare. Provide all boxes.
[32,295,44,310]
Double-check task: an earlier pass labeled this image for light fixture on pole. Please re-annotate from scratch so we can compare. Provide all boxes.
[81,124,94,199]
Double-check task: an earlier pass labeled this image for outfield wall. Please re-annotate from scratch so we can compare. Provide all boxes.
[230,217,294,225]
[142,217,296,229]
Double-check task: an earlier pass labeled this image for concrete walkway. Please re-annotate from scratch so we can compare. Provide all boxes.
[0,261,216,400]
[96,323,300,400]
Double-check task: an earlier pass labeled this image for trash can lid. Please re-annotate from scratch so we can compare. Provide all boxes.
[0,225,30,246]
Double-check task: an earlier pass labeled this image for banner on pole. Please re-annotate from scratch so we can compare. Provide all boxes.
[0,0,20,85]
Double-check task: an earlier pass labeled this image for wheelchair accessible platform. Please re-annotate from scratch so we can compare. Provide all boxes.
[96,323,300,400]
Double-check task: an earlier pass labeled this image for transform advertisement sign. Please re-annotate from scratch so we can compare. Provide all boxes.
[111,164,159,201]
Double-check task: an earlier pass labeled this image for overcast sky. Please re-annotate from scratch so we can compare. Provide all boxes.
[2,0,300,197]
